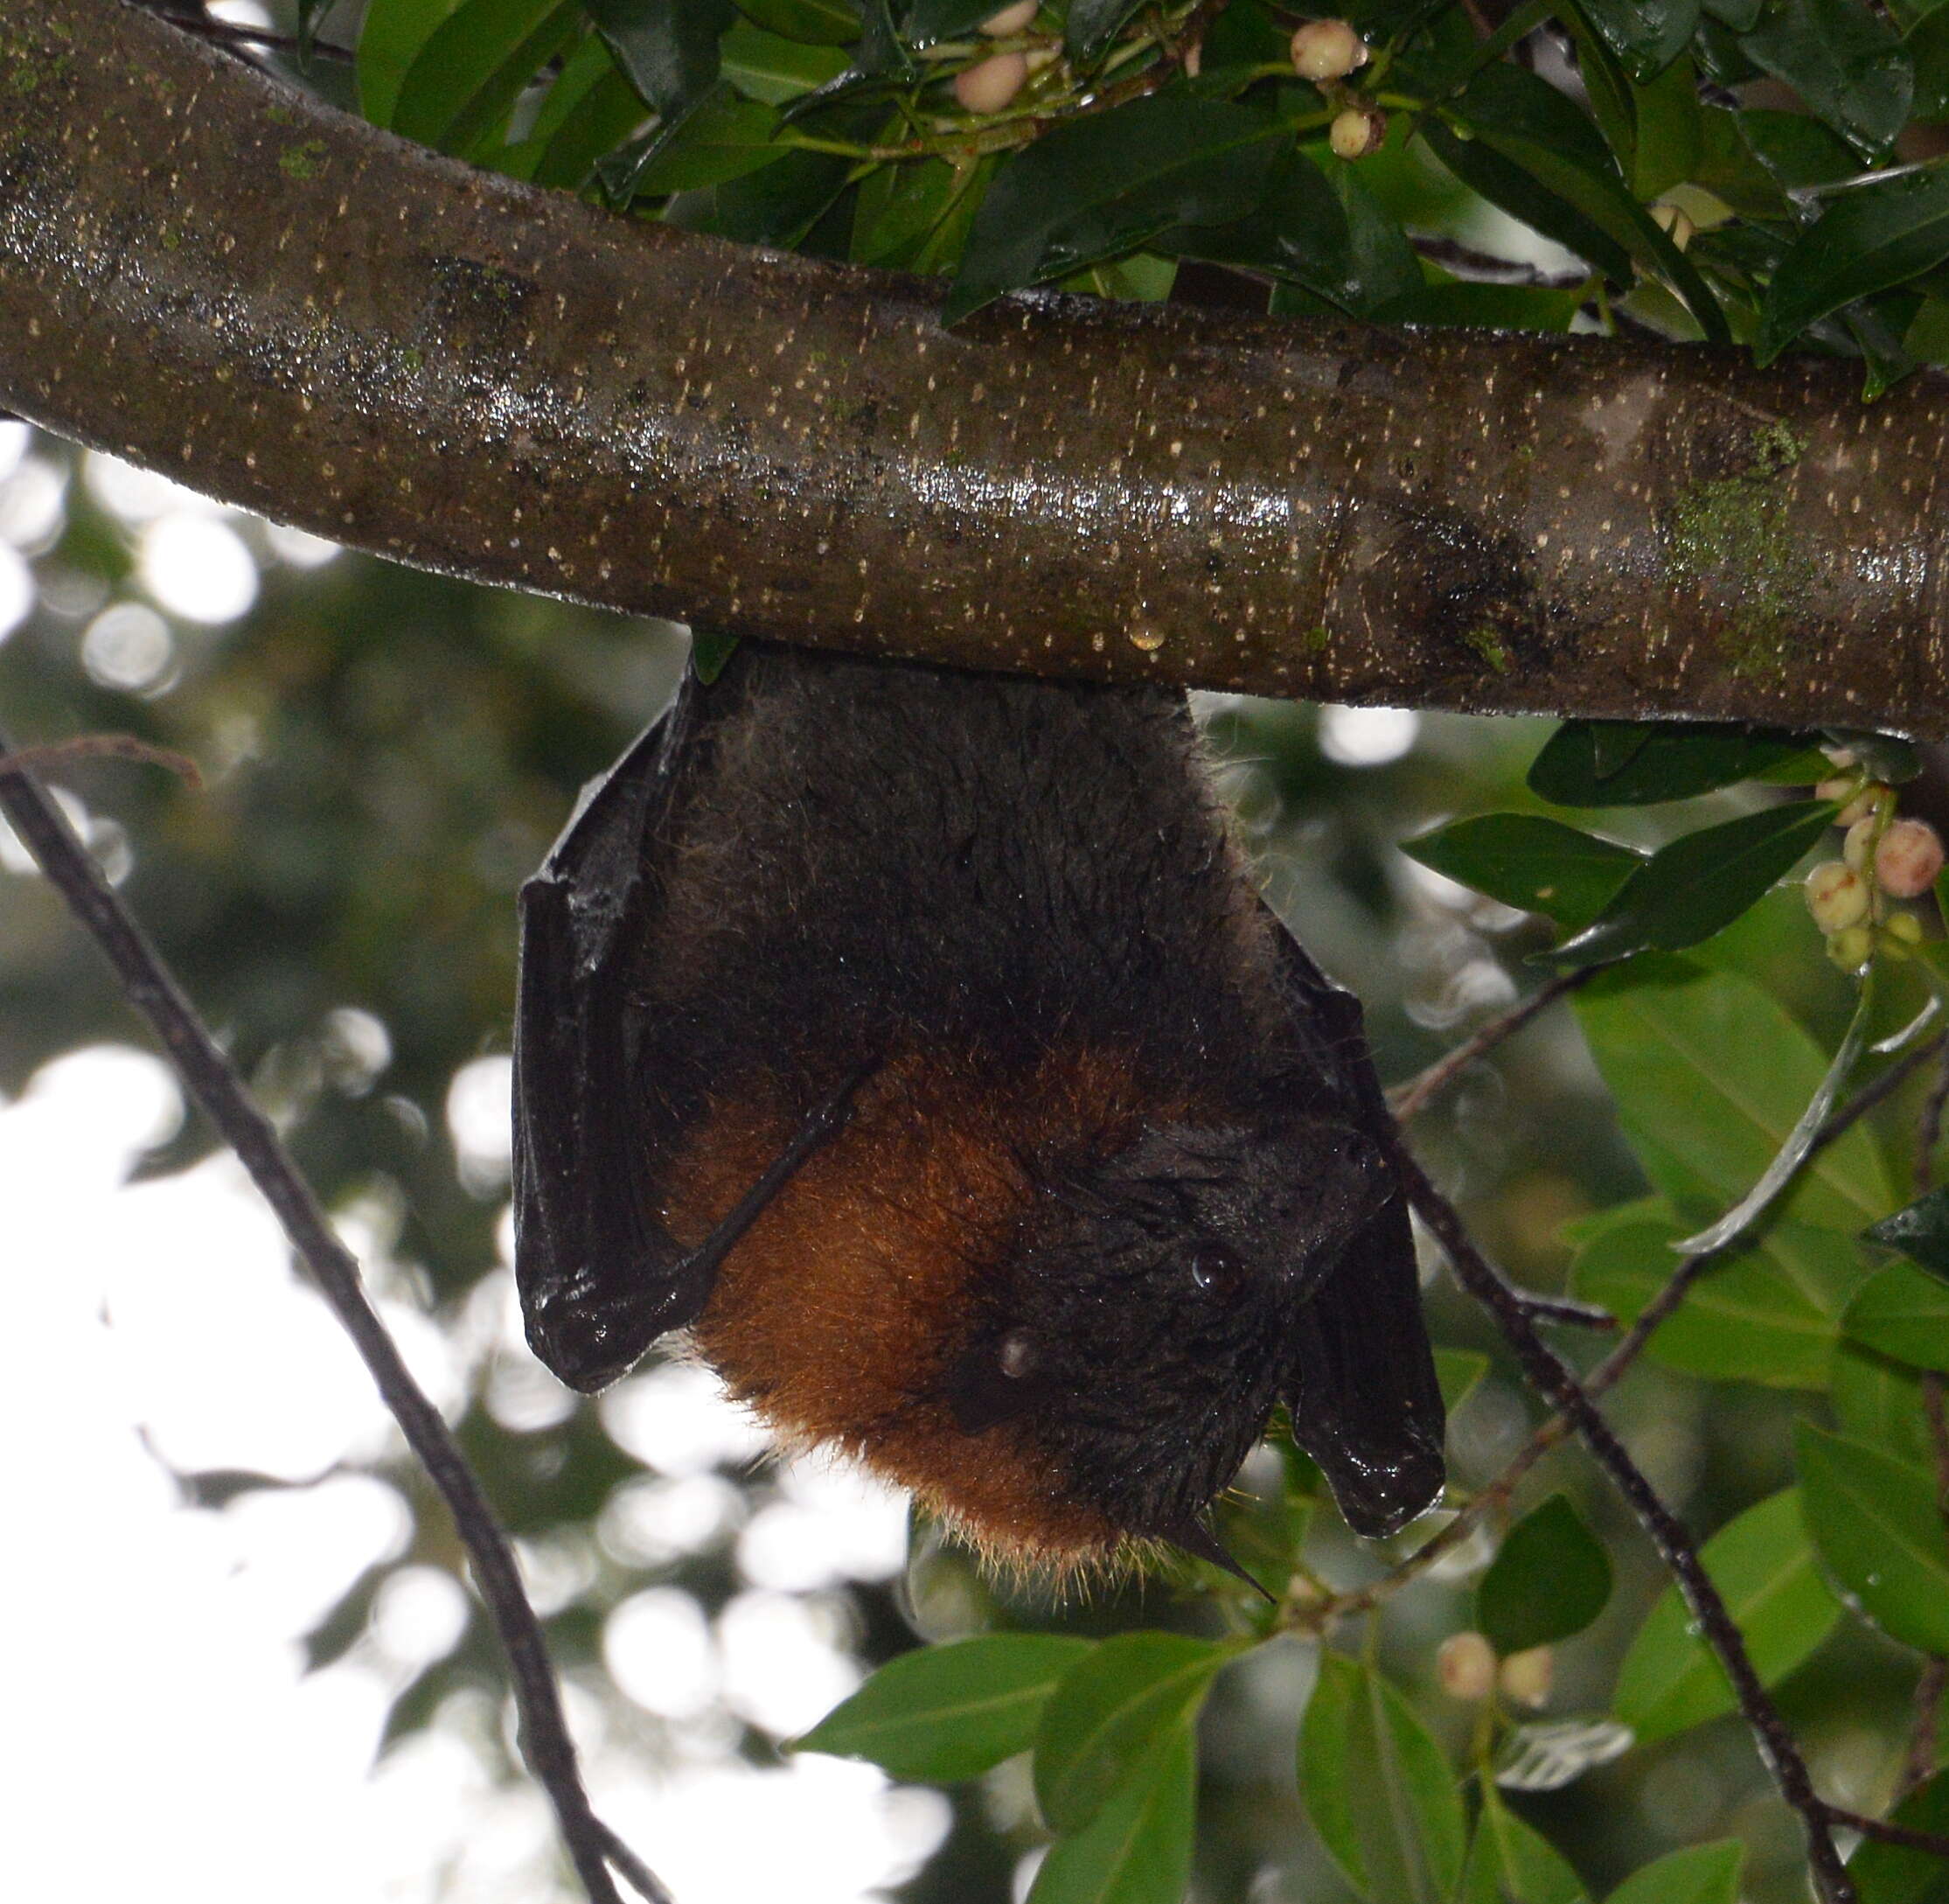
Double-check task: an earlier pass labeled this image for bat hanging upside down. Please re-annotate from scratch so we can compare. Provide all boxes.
[512,640,1444,1580]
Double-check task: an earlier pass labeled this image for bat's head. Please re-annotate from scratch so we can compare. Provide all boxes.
[936,1112,1422,1563]
[683,1055,1443,1580]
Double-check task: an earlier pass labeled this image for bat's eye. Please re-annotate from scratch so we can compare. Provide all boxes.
[999,1329,1038,1378]
[1189,1241,1246,1301]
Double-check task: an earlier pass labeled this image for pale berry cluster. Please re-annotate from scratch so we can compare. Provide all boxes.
[1289,19,1384,160]
[951,3,1046,115]
[1804,753,1943,972]
[1436,1630,1554,1708]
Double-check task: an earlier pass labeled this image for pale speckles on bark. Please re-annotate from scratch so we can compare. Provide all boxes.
[2,0,1948,733]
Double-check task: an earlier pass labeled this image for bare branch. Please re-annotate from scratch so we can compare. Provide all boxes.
[0,733,204,786]
[1398,1151,1856,1903]
[0,735,671,1904]
[4,0,1949,731]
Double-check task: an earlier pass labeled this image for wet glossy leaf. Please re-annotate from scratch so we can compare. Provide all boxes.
[588,0,734,117]
[720,22,850,100]
[1035,1634,1234,1833]
[1529,721,1821,806]
[1172,150,1422,319]
[1845,1262,1949,1372]
[1756,164,1949,364]
[1067,0,1146,64]
[1569,1201,1859,1389]
[852,155,986,269]
[359,0,463,125]
[1462,1785,1590,1904]
[1547,800,1837,968]
[1867,1186,1949,1280]
[1493,1717,1635,1793]
[945,97,1282,322]
[665,142,852,243]
[1603,1841,1744,1904]
[1580,0,1702,80]
[1913,4,1949,121]
[1631,54,1705,197]
[1613,1487,1842,1742]
[1027,1723,1197,1904]
[1437,64,1728,339]
[1403,814,1643,931]
[1740,0,1914,157]
[735,0,862,45]
[1848,1766,1949,1904]
[517,40,649,188]
[1797,1421,1949,1654]
[1478,1496,1615,1654]
[394,0,579,150]
[1372,282,1586,331]
[1300,1650,1469,1902]
[797,1634,1095,1779]
[1574,954,1896,1231]
[605,87,783,198]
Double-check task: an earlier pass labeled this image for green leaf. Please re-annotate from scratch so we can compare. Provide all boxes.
[945,97,1283,323]
[1867,1185,1949,1279]
[688,629,742,683]
[358,0,463,126]
[667,143,852,243]
[1848,1766,1949,1904]
[1913,4,1949,121]
[1300,1650,1470,1903]
[1066,0,1145,65]
[1573,954,1896,1231]
[1546,800,1838,968]
[1797,1421,1949,1654]
[1435,1347,1492,1412]
[1630,54,1705,199]
[1462,1785,1590,1904]
[1580,0,1702,80]
[1027,1723,1198,1904]
[604,87,784,199]
[1371,282,1586,331]
[1756,164,1949,365]
[735,0,862,45]
[719,21,850,100]
[796,1635,1096,1779]
[1833,1343,1939,1468]
[1569,1201,1861,1390]
[588,0,737,117]
[498,35,641,185]
[1613,1487,1842,1743]
[1168,150,1421,320]
[1528,721,1820,806]
[1602,1841,1744,1904]
[1740,0,1914,157]
[1740,106,1861,192]
[394,0,580,150]
[1034,1634,1234,1834]
[1478,1495,1614,1654]
[1437,64,1728,341]
[1845,1262,1949,1372]
[1402,814,1643,931]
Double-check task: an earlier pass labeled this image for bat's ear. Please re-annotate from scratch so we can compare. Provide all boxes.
[1284,1196,1446,1540]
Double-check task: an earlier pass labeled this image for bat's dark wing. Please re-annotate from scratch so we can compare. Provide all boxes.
[513,680,707,1393]
[1263,908,1446,1538]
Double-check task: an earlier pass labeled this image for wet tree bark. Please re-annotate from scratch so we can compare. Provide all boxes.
[2,0,1946,733]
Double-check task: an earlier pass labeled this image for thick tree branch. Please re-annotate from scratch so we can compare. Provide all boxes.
[3,0,1948,731]
[0,736,670,1904]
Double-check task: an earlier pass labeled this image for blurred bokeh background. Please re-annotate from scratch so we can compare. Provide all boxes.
[0,399,1930,1904]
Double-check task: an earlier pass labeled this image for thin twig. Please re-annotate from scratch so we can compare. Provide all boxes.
[0,733,204,787]
[1397,1154,1855,1904]
[1916,1043,1949,1192]
[1507,1290,1618,1330]
[0,736,669,1904]
[1389,967,1598,1122]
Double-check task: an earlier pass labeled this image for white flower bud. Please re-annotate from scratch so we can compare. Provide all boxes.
[1437,1630,1498,1701]
[980,1,1038,34]
[1805,861,1869,935]
[1329,105,1384,160]
[1291,19,1368,81]
[1876,819,1945,900]
[1498,1646,1555,1709]
[954,51,1028,114]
